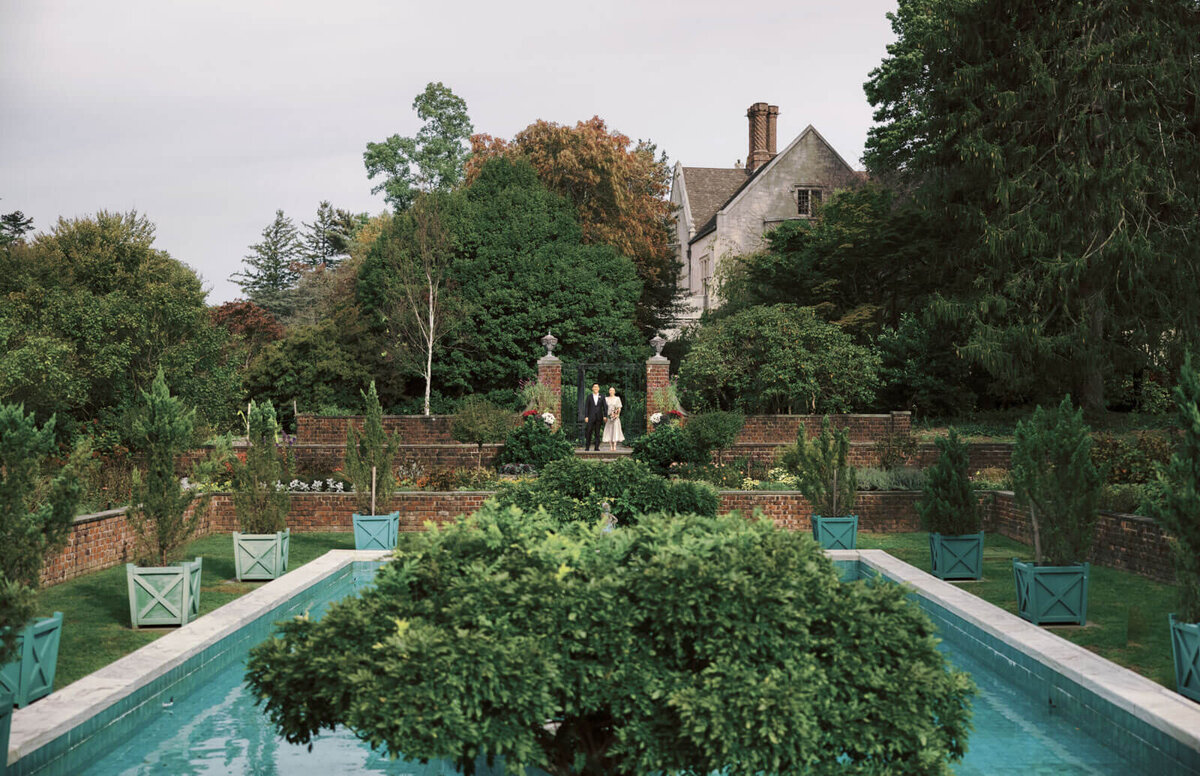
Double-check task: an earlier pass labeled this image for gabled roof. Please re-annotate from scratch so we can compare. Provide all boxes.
[685,125,862,245]
[679,167,749,238]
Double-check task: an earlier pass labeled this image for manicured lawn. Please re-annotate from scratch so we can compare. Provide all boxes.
[859,531,1179,689]
[35,531,355,689]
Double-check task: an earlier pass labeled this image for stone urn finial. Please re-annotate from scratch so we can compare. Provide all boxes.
[541,331,558,358]
[650,334,666,358]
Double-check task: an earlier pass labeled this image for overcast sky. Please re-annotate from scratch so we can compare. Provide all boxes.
[1,0,898,304]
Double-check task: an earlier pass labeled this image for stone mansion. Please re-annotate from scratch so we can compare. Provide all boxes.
[670,102,864,321]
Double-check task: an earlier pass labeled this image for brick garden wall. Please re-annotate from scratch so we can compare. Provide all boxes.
[727,442,1012,471]
[43,488,1175,588]
[296,414,458,444]
[984,491,1175,584]
[734,413,911,444]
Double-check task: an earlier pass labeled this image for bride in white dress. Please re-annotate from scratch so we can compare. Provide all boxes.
[602,387,624,451]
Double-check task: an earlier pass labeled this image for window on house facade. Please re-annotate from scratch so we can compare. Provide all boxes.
[796,188,823,217]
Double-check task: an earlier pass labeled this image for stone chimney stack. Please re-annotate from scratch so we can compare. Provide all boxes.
[746,102,780,173]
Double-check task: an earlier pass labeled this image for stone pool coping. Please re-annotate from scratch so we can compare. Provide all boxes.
[7,549,390,767]
[829,549,1200,754]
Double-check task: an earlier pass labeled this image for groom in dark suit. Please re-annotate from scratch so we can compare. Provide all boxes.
[582,383,608,451]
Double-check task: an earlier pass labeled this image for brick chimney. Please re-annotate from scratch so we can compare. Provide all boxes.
[746,102,780,173]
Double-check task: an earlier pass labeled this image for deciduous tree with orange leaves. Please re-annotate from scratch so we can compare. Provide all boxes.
[467,117,681,334]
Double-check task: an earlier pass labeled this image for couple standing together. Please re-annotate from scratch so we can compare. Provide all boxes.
[582,384,624,451]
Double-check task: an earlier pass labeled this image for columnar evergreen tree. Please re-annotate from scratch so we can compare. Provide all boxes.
[1150,355,1200,622]
[127,370,206,566]
[232,400,291,534]
[0,404,81,661]
[344,382,399,514]
[1011,396,1102,564]
[231,210,302,318]
[364,82,474,211]
[782,416,858,517]
[864,0,1200,409]
[917,428,980,535]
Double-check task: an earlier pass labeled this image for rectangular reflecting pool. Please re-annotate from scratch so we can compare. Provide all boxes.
[9,550,1199,775]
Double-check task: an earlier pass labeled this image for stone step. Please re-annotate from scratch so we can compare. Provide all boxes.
[574,447,634,462]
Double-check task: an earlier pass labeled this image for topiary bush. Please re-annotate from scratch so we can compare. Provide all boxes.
[494,415,574,472]
[246,506,975,776]
[917,428,980,535]
[1011,396,1102,565]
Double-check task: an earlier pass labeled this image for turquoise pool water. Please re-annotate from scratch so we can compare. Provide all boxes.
[67,564,1145,776]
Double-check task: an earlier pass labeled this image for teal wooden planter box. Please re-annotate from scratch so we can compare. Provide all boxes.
[0,613,63,708]
[0,688,11,775]
[126,557,203,629]
[1170,614,1200,703]
[1012,559,1089,626]
[353,512,400,551]
[811,515,858,550]
[929,532,985,580]
[233,529,290,581]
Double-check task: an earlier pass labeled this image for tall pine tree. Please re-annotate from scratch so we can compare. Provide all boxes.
[232,210,301,319]
[301,201,349,268]
[865,0,1200,410]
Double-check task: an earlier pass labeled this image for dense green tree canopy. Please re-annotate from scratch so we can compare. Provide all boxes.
[679,305,879,414]
[231,209,302,319]
[0,212,238,439]
[247,506,974,776]
[358,158,643,404]
[864,0,1200,410]
[717,186,939,338]
[364,82,474,211]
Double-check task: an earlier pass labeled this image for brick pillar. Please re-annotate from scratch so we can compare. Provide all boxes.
[645,335,669,433]
[537,332,562,430]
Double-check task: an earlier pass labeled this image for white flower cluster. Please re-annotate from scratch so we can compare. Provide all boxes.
[650,412,664,425]
[541,411,556,427]
[274,478,348,493]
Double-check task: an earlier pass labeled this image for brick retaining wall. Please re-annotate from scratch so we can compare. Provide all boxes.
[42,488,1175,587]
[984,491,1174,584]
[296,414,458,444]
[734,412,911,444]
[727,442,1012,471]
[718,490,922,533]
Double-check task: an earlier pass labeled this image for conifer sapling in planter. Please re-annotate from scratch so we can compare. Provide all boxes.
[1148,354,1200,702]
[346,382,400,551]
[918,428,984,580]
[125,370,212,629]
[231,400,292,581]
[0,404,82,710]
[1010,396,1102,626]
[783,415,859,549]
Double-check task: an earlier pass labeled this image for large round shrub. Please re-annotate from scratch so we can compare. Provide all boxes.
[246,505,975,776]
[493,456,718,527]
[679,304,880,413]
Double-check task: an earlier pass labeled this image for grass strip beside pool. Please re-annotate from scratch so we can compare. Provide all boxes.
[35,532,355,688]
[859,531,1178,689]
